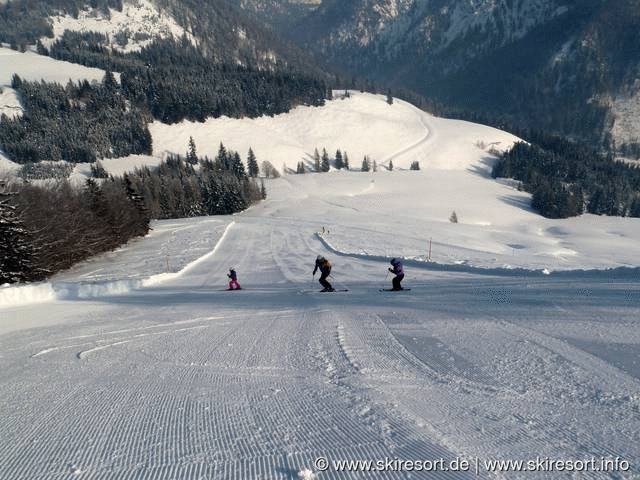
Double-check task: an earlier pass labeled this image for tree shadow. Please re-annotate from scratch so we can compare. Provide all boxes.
[466,155,498,178]
[500,194,534,213]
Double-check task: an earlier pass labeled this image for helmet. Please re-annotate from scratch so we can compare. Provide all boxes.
[390,258,398,265]
[229,267,235,271]
[317,255,324,261]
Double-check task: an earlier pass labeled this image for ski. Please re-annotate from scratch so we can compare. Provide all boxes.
[380,288,411,292]
[322,288,348,292]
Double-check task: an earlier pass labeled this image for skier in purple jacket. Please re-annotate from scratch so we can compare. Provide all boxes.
[389,258,405,291]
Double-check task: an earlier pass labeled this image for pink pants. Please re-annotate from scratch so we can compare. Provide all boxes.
[228,280,241,290]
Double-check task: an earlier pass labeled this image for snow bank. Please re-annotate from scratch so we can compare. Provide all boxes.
[54,279,143,300]
[0,282,57,307]
[0,280,145,308]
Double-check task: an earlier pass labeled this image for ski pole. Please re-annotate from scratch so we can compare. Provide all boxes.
[328,274,343,290]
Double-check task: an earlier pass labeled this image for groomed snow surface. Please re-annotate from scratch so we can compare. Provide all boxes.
[1,89,640,478]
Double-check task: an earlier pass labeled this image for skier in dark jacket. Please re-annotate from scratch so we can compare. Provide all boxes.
[313,255,334,292]
[389,258,404,291]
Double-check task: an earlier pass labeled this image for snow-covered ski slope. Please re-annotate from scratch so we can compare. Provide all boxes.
[2,53,640,477]
[2,199,640,479]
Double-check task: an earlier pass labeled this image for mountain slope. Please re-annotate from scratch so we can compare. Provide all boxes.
[0,0,329,75]
[235,0,640,148]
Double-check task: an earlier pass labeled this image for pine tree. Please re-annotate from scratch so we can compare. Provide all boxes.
[103,69,118,93]
[216,142,228,170]
[124,175,151,234]
[297,161,306,174]
[386,89,393,105]
[343,152,350,171]
[335,149,344,170]
[361,155,370,172]
[247,148,259,177]
[388,160,394,171]
[231,152,246,179]
[313,148,321,172]
[321,148,330,172]
[187,136,198,164]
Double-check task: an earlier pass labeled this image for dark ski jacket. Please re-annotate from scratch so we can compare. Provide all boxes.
[389,259,404,276]
[228,269,237,281]
[313,258,331,276]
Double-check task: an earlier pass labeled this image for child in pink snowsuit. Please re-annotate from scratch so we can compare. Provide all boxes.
[227,268,241,290]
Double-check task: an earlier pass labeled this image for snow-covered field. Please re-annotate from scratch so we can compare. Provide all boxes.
[2,52,640,478]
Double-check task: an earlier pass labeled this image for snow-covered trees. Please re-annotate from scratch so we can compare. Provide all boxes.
[314,148,351,171]
[127,142,263,219]
[51,35,327,124]
[0,181,32,284]
[247,148,259,177]
[492,136,640,218]
[0,74,152,164]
